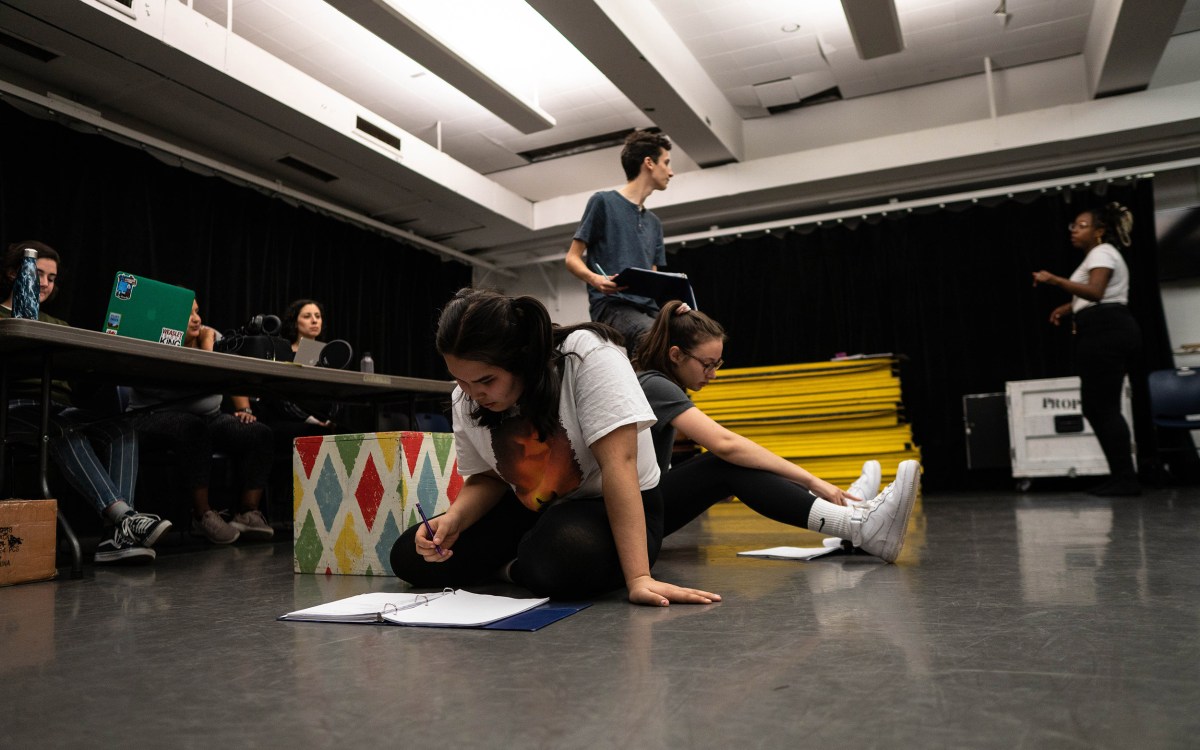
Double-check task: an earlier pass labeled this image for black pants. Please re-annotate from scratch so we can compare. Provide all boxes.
[390,487,664,600]
[659,452,818,536]
[1075,304,1142,478]
[133,410,274,491]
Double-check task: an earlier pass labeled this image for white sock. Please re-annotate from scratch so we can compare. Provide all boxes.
[103,500,133,524]
[806,499,851,539]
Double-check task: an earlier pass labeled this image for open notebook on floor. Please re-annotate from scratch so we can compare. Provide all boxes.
[278,589,588,631]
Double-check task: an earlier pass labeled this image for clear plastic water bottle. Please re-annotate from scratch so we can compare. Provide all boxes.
[12,247,39,320]
[359,351,375,373]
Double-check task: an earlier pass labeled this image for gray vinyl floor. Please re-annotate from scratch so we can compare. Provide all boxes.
[4,486,1199,749]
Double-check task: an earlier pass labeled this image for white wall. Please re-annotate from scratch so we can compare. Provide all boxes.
[473,261,590,326]
[1155,165,1200,370]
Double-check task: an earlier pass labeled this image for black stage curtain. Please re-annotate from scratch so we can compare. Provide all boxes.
[668,182,1174,492]
[0,101,470,380]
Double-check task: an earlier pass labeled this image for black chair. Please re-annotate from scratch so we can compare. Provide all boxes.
[1147,367,1200,481]
[414,412,452,433]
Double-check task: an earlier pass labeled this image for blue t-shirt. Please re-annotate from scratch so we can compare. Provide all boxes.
[574,191,667,316]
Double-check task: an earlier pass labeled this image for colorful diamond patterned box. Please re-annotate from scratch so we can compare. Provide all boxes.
[293,431,462,576]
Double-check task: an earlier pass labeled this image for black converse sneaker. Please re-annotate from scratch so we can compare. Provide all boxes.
[95,512,171,564]
[123,512,172,548]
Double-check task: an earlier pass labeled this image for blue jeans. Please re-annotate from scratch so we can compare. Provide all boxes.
[7,401,139,516]
[593,300,657,356]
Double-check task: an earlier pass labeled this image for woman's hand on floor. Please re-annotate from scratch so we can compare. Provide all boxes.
[627,575,721,607]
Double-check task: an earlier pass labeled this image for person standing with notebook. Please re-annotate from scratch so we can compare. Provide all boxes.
[565,130,673,355]
[1,240,170,563]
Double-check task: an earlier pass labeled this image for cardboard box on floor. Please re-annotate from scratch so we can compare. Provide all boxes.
[293,432,461,576]
[0,499,58,586]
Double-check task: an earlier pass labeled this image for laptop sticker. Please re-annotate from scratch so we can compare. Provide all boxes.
[159,328,185,346]
[114,273,137,301]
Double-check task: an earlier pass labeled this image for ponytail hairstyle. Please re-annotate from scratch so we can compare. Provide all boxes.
[1088,202,1134,249]
[632,299,727,389]
[436,287,623,439]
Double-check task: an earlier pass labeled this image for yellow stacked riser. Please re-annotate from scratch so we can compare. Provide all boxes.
[690,357,921,488]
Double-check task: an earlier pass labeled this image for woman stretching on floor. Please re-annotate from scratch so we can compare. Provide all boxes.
[632,300,919,563]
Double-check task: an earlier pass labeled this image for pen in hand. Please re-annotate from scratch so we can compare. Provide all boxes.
[413,501,445,557]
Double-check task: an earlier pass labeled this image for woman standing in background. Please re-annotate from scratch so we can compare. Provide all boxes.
[1034,202,1142,496]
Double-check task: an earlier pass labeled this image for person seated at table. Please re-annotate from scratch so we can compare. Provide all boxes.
[1,240,170,564]
[126,299,275,543]
[256,298,338,444]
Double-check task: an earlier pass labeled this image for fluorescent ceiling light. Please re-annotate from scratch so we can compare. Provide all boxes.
[329,0,587,133]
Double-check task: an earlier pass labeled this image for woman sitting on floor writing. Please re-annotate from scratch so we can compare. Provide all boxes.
[632,300,919,563]
[389,288,719,606]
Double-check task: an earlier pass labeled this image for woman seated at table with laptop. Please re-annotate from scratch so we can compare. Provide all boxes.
[126,298,275,544]
[2,240,171,563]
[255,298,339,446]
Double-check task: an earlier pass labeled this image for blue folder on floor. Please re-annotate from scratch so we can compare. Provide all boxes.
[483,602,591,631]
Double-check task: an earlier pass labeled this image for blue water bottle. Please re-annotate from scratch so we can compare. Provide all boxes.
[12,247,39,319]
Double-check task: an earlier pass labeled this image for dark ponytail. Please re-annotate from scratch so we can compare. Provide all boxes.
[436,288,623,439]
[1087,202,1134,249]
[632,300,726,389]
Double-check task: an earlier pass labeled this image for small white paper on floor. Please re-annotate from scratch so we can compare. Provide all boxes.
[737,537,848,560]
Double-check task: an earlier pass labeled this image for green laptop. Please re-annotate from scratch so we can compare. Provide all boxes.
[102,272,194,346]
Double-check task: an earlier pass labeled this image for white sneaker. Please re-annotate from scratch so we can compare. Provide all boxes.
[846,460,882,506]
[192,510,240,544]
[230,509,275,541]
[850,460,919,563]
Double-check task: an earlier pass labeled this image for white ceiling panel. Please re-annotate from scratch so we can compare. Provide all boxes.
[0,0,1196,264]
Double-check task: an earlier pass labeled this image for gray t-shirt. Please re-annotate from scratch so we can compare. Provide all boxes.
[574,190,667,317]
[451,330,660,512]
[637,370,695,474]
[127,326,223,416]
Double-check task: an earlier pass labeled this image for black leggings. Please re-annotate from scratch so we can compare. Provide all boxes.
[390,487,664,600]
[1075,304,1141,478]
[133,410,274,491]
[660,452,818,536]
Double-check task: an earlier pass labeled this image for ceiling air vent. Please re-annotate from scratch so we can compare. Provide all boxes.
[355,116,401,151]
[96,0,136,17]
[517,128,661,163]
[767,86,843,115]
[276,155,339,183]
[0,31,59,63]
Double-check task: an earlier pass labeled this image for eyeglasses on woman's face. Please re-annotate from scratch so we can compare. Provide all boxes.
[1068,221,1092,232]
[681,349,724,373]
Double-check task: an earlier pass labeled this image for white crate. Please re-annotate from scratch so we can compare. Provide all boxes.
[1005,376,1134,479]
